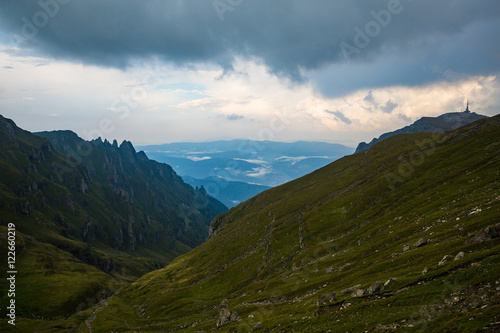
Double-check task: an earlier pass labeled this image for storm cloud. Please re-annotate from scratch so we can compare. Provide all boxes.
[1,0,499,92]
[1,0,499,145]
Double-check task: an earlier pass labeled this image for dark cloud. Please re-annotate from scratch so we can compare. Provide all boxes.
[3,65,13,69]
[325,110,352,125]
[1,0,499,92]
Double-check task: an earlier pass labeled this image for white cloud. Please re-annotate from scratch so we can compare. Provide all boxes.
[0,45,498,147]
[186,156,212,162]
[247,167,271,178]
[275,156,331,165]
[303,74,499,143]
[234,158,269,165]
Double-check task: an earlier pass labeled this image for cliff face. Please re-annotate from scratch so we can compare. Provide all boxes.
[38,130,226,253]
[355,111,487,153]
[0,115,227,280]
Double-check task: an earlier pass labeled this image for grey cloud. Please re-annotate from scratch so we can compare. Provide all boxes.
[397,113,412,123]
[227,114,244,121]
[325,110,352,125]
[364,91,376,105]
[363,93,398,114]
[381,100,398,113]
[1,0,499,92]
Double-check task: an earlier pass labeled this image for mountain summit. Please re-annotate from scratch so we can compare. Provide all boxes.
[355,109,487,153]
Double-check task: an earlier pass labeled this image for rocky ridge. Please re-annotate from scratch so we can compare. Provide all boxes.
[355,110,487,153]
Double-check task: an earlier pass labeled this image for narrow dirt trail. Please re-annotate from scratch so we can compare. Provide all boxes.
[85,298,109,333]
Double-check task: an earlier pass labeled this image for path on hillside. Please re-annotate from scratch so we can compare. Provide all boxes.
[85,287,123,333]
[85,298,108,333]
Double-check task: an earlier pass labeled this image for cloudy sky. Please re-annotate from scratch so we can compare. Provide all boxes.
[0,0,499,146]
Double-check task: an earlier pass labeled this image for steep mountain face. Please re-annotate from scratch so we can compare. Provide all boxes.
[355,110,488,153]
[35,129,227,256]
[53,115,498,333]
[0,115,226,319]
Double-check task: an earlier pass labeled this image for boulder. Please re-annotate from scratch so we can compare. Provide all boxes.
[367,281,384,294]
[251,323,264,332]
[454,251,465,261]
[472,224,500,243]
[438,255,453,266]
[351,289,366,297]
[413,238,428,248]
[341,284,361,295]
[384,278,399,287]
[216,308,240,327]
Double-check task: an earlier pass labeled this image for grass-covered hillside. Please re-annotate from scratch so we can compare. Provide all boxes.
[0,115,226,323]
[5,115,500,332]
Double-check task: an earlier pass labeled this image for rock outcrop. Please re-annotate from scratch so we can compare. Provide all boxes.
[216,308,240,327]
[472,224,500,243]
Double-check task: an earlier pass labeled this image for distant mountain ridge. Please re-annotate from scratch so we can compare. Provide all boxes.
[138,140,354,187]
[355,110,488,153]
[183,176,271,208]
[138,140,354,207]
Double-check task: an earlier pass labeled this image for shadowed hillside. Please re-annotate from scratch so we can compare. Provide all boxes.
[0,115,226,320]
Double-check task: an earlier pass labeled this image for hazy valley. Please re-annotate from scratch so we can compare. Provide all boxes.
[138,141,354,207]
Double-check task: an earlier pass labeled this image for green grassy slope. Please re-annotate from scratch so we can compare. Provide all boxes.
[0,226,122,319]
[0,115,227,325]
[6,115,500,332]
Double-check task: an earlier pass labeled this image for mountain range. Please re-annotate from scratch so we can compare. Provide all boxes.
[0,115,226,319]
[182,176,271,209]
[138,140,354,207]
[355,110,487,153]
[5,113,498,332]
